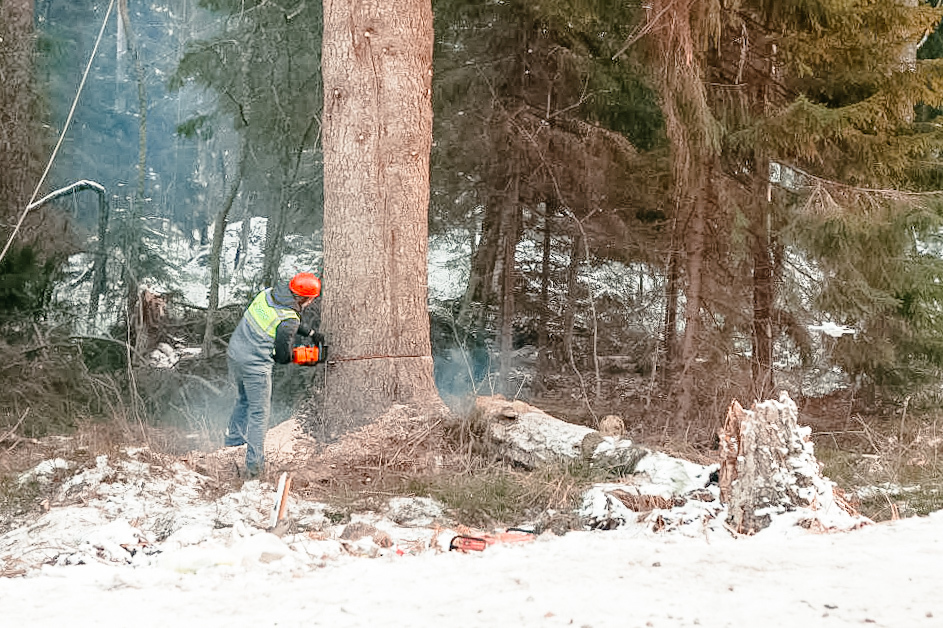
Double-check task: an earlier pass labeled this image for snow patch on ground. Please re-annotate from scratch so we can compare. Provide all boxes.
[2,439,942,627]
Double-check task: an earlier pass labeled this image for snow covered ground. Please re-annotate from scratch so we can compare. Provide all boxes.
[1,428,940,628]
[3,512,942,628]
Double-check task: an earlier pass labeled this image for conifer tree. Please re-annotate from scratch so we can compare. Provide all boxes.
[637,0,943,414]
[170,0,324,287]
[431,0,663,397]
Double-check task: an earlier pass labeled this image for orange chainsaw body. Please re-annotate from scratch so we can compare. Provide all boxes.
[292,345,322,365]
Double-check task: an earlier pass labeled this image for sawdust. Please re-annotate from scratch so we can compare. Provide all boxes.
[293,404,456,490]
[181,404,458,490]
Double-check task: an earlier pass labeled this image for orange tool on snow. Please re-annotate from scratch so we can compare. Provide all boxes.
[449,528,536,552]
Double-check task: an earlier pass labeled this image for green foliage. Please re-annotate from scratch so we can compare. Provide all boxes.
[76,338,128,374]
[175,115,213,141]
[785,193,943,391]
[431,0,663,238]
[0,245,61,325]
[408,469,532,527]
[170,0,324,197]
[105,205,175,305]
[630,0,943,406]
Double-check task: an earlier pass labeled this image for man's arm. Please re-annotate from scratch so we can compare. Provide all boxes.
[273,319,301,364]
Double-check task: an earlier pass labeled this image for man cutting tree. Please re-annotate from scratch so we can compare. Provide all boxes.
[224,272,324,478]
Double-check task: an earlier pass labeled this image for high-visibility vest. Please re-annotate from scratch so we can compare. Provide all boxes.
[244,288,299,339]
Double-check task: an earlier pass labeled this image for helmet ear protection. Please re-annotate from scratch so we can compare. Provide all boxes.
[289,273,321,298]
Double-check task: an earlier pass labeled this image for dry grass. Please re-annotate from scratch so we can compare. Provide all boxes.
[399,459,602,530]
[815,410,943,521]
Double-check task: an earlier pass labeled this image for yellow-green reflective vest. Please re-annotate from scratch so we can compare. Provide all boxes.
[244,288,299,339]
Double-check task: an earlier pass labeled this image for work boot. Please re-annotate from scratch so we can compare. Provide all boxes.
[224,431,247,447]
[244,463,262,480]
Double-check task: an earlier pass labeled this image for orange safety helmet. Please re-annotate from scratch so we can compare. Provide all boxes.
[289,272,321,298]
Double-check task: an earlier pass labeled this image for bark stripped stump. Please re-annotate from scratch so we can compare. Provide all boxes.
[719,391,862,534]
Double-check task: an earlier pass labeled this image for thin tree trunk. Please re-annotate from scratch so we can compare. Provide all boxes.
[88,192,110,324]
[498,169,521,395]
[236,204,251,275]
[563,228,595,419]
[458,203,501,331]
[117,0,147,199]
[663,231,679,368]
[751,155,775,399]
[203,155,244,358]
[261,188,288,287]
[643,0,720,423]
[536,201,552,379]
[563,231,582,370]
[677,175,708,424]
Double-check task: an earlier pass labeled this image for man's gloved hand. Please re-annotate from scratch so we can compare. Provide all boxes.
[297,324,324,345]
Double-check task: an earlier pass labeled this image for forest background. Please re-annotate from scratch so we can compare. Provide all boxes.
[3,0,943,522]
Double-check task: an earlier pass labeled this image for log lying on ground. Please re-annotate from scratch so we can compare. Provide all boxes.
[473,396,648,472]
[719,391,865,534]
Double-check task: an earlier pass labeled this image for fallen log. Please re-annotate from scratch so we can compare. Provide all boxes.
[473,396,647,473]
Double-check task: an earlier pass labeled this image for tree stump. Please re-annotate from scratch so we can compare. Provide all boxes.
[719,391,862,534]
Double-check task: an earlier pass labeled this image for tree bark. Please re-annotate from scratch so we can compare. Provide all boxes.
[117,0,148,199]
[536,201,552,379]
[719,392,861,534]
[563,230,582,371]
[663,229,680,367]
[0,0,37,238]
[473,396,647,472]
[751,157,775,400]
[458,202,501,331]
[642,0,719,425]
[676,174,708,424]
[203,153,244,358]
[260,186,288,287]
[87,192,110,325]
[319,0,445,435]
[498,169,521,395]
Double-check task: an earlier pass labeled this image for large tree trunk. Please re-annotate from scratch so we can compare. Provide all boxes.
[319,0,445,435]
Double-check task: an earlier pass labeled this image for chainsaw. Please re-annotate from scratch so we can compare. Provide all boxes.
[292,339,327,366]
[449,527,536,552]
